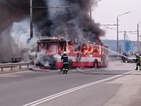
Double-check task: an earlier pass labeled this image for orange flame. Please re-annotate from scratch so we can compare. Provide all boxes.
[67,45,74,53]
[88,44,94,54]
[67,41,75,54]
[93,45,100,54]
[82,44,88,54]
[81,43,100,55]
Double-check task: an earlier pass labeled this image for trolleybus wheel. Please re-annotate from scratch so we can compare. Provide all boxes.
[69,59,73,70]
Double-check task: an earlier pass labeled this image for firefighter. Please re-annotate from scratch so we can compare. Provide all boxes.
[61,51,69,74]
[134,54,141,70]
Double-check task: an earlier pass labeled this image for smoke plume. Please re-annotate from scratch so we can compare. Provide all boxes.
[0,0,105,59]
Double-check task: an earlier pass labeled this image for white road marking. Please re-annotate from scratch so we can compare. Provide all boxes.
[23,71,133,106]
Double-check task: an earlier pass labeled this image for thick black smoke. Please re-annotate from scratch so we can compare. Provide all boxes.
[0,0,105,40]
[0,0,48,34]
[0,0,48,58]
[0,0,105,58]
[45,0,105,42]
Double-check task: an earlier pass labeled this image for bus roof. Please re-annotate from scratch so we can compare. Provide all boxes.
[37,38,66,43]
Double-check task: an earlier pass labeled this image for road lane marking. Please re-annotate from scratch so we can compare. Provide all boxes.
[23,71,133,106]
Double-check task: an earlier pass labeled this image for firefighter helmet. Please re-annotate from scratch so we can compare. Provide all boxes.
[136,54,139,56]
[63,51,67,54]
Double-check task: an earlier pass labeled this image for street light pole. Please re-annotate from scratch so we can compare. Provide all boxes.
[90,5,92,19]
[30,0,33,38]
[117,17,119,53]
[116,11,130,53]
[137,22,141,53]
[90,0,101,19]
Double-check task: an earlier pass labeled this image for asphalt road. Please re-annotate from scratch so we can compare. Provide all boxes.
[0,61,135,106]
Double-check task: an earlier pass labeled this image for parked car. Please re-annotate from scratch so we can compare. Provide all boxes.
[0,58,23,63]
[0,59,12,63]
[121,53,128,63]
[126,55,136,63]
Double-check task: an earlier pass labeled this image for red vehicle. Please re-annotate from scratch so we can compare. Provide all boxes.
[35,38,109,69]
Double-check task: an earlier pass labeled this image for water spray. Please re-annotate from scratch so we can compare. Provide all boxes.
[98,45,130,58]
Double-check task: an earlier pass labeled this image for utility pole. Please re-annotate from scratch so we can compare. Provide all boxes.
[90,0,101,19]
[117,16,119,53]
[30,0,33,38]
[137,22,141,53]
[137,24,139,53]
[90,5,92,20]
[116,11,130,53]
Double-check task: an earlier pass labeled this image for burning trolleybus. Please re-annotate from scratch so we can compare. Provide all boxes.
[35,38,109,69]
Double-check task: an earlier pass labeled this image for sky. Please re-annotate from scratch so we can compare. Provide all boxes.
[92,0,141,41]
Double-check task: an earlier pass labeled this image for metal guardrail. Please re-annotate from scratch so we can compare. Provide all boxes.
[0,62,32,71]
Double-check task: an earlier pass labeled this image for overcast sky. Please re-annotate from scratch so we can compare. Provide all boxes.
[92,0,141,41]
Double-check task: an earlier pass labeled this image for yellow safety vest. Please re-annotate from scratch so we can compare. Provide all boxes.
[140,56,141,61]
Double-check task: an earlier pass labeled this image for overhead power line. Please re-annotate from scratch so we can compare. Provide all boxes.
[33,6,73,9]
[101,24,117,26]
[119,31,137,34]
[105,27,117,30]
